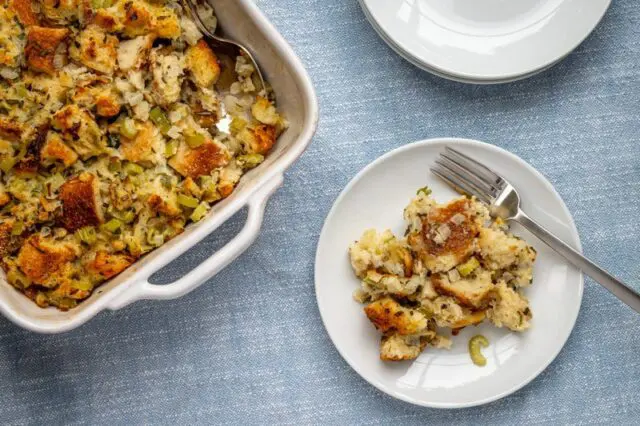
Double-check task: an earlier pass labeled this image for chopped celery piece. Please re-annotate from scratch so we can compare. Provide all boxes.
[469,335,489,367]
[237,153,264,169]
[0,156,16,173]
[457,257,480,277]
[185,131,205,148]
[71,280,93,291]
[7,269,31,288]
[146,229,164,247]
[11,221,23,236]
[417,186,432,196]
[108,158,122,173]
[177,194,199,208]
[229,117,247,134]
[120,118,138,139]
[14,84,27,98]
[49,173,65,189]
[76,226,97,244]
[124,162,144,176]
[164,140,178,158]
[190,202,209,222]
[149,107,171,134]
[102,218,122,233]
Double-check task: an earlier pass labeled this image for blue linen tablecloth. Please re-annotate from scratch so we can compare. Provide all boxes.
[1,1,639,424]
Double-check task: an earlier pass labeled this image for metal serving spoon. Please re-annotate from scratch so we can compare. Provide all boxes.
[182,0,266,92]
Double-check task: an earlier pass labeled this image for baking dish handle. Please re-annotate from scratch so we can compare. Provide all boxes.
[107,174,283,310]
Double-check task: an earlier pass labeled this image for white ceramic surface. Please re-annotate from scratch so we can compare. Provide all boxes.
[359,0,611,82]
[0,0,319,333]
[315,138,583,408]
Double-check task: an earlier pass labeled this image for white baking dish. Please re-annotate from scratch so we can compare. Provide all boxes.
[0,0,319,333]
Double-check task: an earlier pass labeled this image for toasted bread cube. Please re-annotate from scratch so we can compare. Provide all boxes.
[17,235,78,286]
[24,26,69,75]
[185,40,220,88]
[168,140,229,179]
[380,333,428,362]
[88,251,133,279]
[40,132,78,167]
[41,0,88,23]
[452,310,486,329]
[478,227,536,287]
[52,105,105,159]
[364,297,428,335]
[432,269,495,309]
[487,282,532,331]
[120,121,164,165]
[150,49,184,106]
[59,173,104,232]
[251,97,280,126]
[0,118,23,141]
[145,176,181,217]
[70,25,119,75]
[0,221,16,258]
[237,124,277,155]
[95,91,121,117]
[407,198,479,273]
[117,34,155,71]
[0,184,10,207]
[119,0,180,38]
[9,0,38,26]
[92,7,123,32]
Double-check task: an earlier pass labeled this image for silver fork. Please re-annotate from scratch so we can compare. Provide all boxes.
[432,146,640,313]
[183,0,266,92]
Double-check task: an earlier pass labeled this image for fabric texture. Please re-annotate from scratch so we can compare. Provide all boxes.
[1,1,639,424]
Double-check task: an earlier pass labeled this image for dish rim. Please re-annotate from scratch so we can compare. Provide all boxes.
[0,0,319,333]
[314,137,584,408]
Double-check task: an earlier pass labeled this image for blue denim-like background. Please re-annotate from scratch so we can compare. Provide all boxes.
[2,1,639,424]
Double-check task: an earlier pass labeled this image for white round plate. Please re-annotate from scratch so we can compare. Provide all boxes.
[315,138,583,408]
[358,0,611,82]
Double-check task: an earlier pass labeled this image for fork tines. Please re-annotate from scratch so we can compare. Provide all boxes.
[431,147,505,203]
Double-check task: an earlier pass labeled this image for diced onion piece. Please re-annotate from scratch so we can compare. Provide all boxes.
[450,213,466,225]
[447,268,461,282]
[437,224,451,241]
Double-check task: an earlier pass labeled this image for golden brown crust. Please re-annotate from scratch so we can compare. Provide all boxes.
[9,0,38,26]
[364,297,427,335]
[147,194,181,217]
[25,26,69,75]
[168,141,229,179]
[88,250,134,279]
[186,40,220,88]
[0,221,16,258]
[59,174,104,231]
[17,235,77,285]
[238,124,277,155]
[95,92,121,117]
[0,118,24,141]
[40,132,78,167]
[451,310,486,330]
[432,271,495,309]
[120,122,158,164]
[70,25,119,75]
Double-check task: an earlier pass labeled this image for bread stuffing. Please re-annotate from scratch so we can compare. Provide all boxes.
[349,188,536,361]
[0,0,286,310]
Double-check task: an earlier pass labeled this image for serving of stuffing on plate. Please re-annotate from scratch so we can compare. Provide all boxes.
[0,0,286,310]
[349,187,536,361]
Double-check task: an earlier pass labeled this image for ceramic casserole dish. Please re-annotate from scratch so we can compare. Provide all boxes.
[0,0,319,333]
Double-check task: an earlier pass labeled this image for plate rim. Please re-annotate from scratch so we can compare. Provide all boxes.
[357,0,611,82]
[314,137,584,408]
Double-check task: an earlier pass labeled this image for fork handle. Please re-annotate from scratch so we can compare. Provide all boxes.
[514,210,640,313]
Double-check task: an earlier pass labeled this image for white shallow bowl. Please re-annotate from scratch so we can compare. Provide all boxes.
[358,0,611,83]
[0,0,318,333]
[315,138,583,408]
